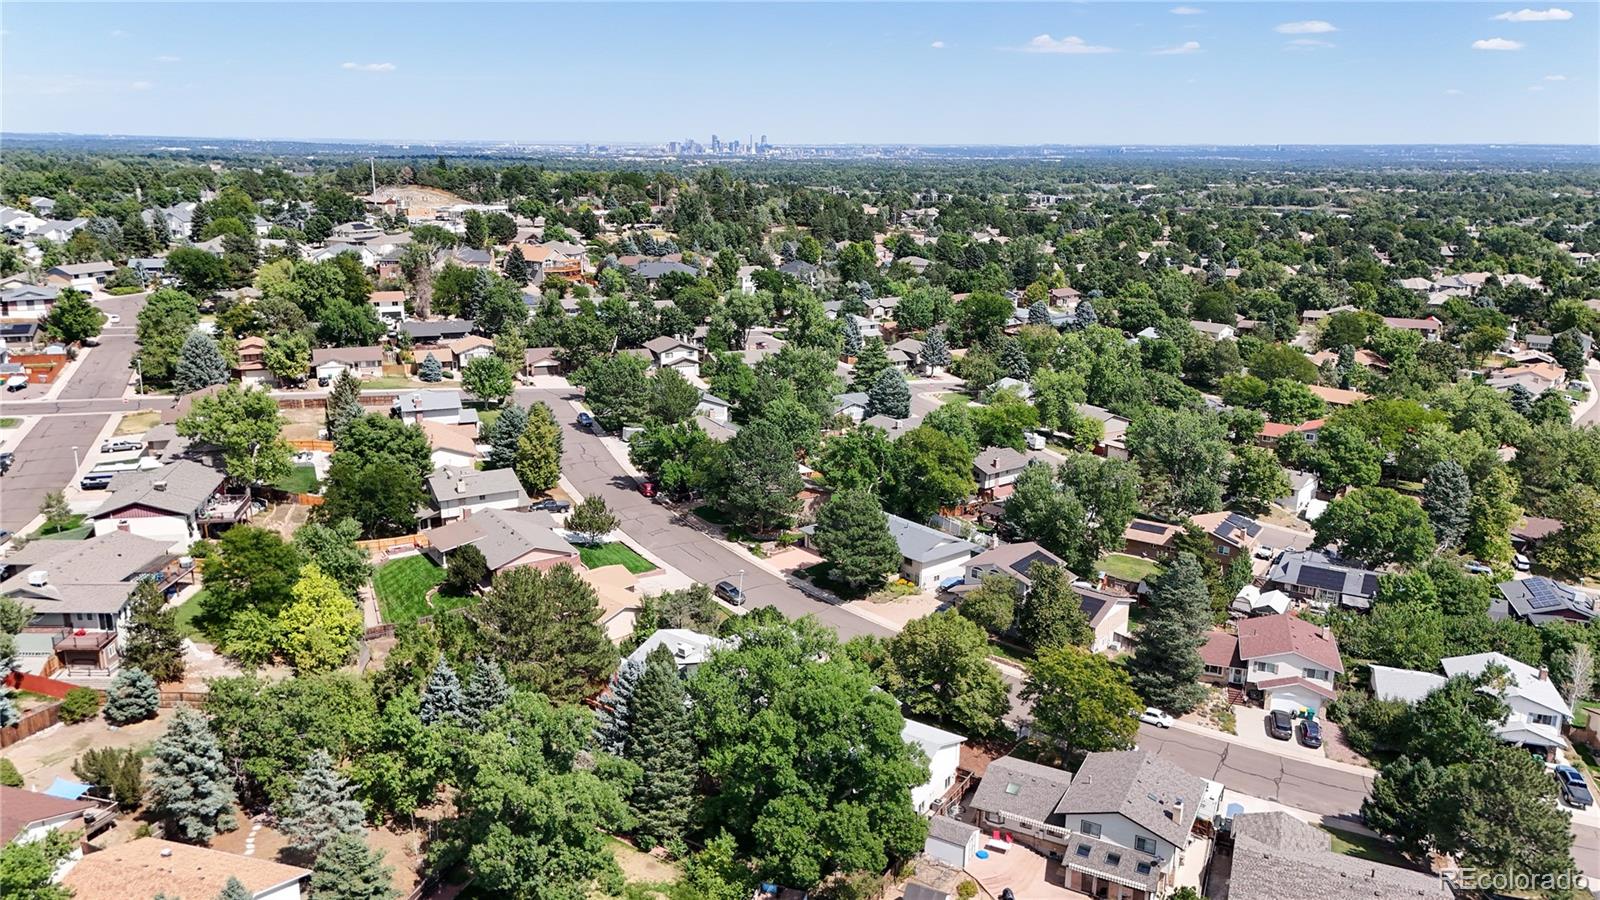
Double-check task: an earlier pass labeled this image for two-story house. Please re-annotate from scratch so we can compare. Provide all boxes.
[902,718,966,816]
[46,261,117,291]
[973,448,1032,499]
[0,531,196,674]
[1199,613,1344,714]
[643,336,702,379]
[1264,549,1379,611]
[424,467,530,524]
[88,460,232,551]
[367,290,406,325]
[234,336,273,386]
[1076,404,1131,460]
[0,284,60,320]
[1370,652,1571,757]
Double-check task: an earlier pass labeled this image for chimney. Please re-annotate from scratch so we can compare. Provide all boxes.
[456,478,467,494]
[1538,666,1548,681]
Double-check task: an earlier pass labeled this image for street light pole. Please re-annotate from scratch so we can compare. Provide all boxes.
[71,446,80,471]
[738,568,745,595]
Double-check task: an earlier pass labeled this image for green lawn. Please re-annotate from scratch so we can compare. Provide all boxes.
[272,464,319,494]
[36,525,93,541]
[1573,700,1598,730]
[374,555,473,624]
[1097,552,1164,583]
[578,542,657,574]
[173,590,208,639]
[477,408,502,433]
[34,514,86,536]
[1321,827,1418,871]
[365,374,427,389]
[0,417,21,429]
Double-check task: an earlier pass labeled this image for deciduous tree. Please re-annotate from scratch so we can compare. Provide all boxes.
[513,401,563,494]
[881,612,1011,736]
[1023,644,1141,759]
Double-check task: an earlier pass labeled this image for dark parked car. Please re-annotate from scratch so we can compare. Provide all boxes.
[79,473,114,490]
[0,530,12,545]
[0,451,13,475]
[317,376,331,387]
[576,412,595,429]
[714,580,746,606]
[1555,765,1593,809]
[530,498,570,513]
[1268,709,1294,741]
[1297,719,1323,748]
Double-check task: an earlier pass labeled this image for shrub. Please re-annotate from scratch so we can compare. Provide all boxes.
[72,747,145,810]
[59,687,102,724]
[0,758,21,787]
[957,882,978,900]
[104,667,160,725]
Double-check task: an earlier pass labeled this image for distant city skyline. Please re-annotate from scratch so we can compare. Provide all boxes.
[2,2,1597,146]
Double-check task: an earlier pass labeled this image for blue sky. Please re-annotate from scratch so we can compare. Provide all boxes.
[2,2,1597,145]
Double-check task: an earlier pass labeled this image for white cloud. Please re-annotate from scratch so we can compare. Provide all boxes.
[155,55,180,63]
[1472,37,1525,50]
[1018,34,1115,54]
[129,81,153,91]
[1544,74,1567,80]
[1493,7,1573,21]
[1170,6,1204,14]
[930,40,945,49]
[340,61,396,72]
[1154,41,1202,55]
[1275,20,1337,34]
[1444,88,1466,95]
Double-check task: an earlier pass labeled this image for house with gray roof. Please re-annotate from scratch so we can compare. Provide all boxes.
[1264,549,1378,610]
[832,391,870,424]
[422,508,576,577]
[973,447,1031,497]
[88,460,231,551]
[800,512,978,589]
[47,261,117,289]
[400,318,474,343]
[632,260,699,283]
[1055,750,1209,897]
[967,756,1074,839]
[392,389,478,429]
[424,466,529,523]
[1492,576,1596,627]
[778,259,820,286]
[1372,653,1572,756]
[1226,811,1450,900]
[0,284,60,320]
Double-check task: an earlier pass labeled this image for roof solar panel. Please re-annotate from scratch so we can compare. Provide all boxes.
[1010,550,1056,575]
[1525,579,1566,610]
[1300,566,1350,592]
[1130,521,1168,534]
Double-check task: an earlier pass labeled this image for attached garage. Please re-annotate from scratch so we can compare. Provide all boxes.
[1258,676,1336,716]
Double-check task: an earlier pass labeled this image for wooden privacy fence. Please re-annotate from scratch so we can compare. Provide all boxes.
[357,534,430,553]
[158,690,210,708]
[288,439,335,452]
[0,702,61,748]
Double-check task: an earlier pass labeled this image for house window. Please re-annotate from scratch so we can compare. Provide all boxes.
[1080,820,1102,838]
[1204,665,1225,677]
[1135,836,1157,854]
[1302,668,1329,681]
[1136,862,1154,876]
[945,775,954,788]
[1218,545,1231,555]
[1252,661,1279,675]
[1531,713,1560,727]
[1105,852,1122,866]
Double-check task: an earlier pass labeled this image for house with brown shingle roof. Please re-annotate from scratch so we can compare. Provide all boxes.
[1198,613,1344,714]
[0,785,113,845]
[62,837,311,900]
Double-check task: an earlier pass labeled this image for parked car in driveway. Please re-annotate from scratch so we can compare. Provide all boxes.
[100,439,143,453]
[1138,708,1174,729]
[576,411,595,429]
[714,580,746,606]
[1513,552,1531,572]
[1268,709,1294,740]
[1554,765,1593,809]
[1464,560,1493,576]
[1298,719,1323,748]
[530,498,570,513]
[79,473,114,490]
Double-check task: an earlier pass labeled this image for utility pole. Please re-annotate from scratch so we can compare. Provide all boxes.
[369,157,377,195]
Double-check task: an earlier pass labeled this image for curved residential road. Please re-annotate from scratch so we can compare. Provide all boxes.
[515,386,892,642]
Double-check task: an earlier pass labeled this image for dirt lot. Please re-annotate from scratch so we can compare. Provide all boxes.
[281,406,327,442]
[3,708,174,791]
[369,184,470,210]
[211,813,433,896]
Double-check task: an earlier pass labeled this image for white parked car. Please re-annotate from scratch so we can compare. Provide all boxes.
[1138,707,1174,729]
[1513,552,1531,572]
[104,314,120,324]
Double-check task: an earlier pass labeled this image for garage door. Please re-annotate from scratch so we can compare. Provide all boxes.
[1266,688,1321,715]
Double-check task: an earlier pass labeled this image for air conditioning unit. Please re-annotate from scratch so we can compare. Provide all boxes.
[26,570,47,587]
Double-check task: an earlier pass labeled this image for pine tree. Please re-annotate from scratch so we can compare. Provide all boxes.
[922,327,952,370]
[865,366,910,420]
[849,338,891,390]
[627,644,698,848]
[277,749,366,858]
[813,489,901,588]
[594,657,643,755]
[103,667,159,725]
[1126,554,1211,714]
[1507,383,1535,416]
[418,657,465,726]
[512,401,563,494]
[0,686,20,728]
[417,352,443,383]
[1027,299,1051,327]
[309,833,397,900]
[503,246,530,285]
[1422,459,1472,549]
[462,657,511,727]
[148,707,238,842]
[174,331,229,395]
[1072,299,1098,329]
[123,581,185,683]
[326,369,365,442]
[215,877,251,900]
[483,404,529,470]
[1000,338,1030,381]
[841,315,863,355]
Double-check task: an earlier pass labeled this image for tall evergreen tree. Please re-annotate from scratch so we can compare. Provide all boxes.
[326,369,365,442]
[418,657,465,726]
[921,327,951,370]
[865,367,910,420]
[1422,459,1472,549]
[1126,554,1211,714]
[483,403,529,470]
[310,833,397,900]
[595,657,643,755]
[999,338,1030,381]
[103,667,159,725]
[215,877,251,900]
[627,644,698,848]
[503,246,530,285]
[0,687,17,728]
[277,749,366,858]
[148,707,238,843]
[1072,298,1097,329]
[417,352,443,383]
[1027,299,1051,326]
[1014,563,1093,650]
[173,331,229,395]
[841,315,863,355]
[812,489,900,589]
[462,657,511,727]
[848,338,891,390]
[1507,383,1535,416]
[513,401,563,494]
[122,581,185,683]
